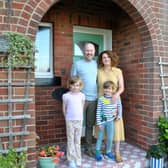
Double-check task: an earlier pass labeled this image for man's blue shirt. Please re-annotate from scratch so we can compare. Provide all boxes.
[71,59,97,101]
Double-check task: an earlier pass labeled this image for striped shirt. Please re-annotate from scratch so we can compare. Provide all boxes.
[96,96,121,125]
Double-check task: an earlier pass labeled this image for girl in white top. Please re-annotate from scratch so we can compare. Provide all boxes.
[62,76,85,168]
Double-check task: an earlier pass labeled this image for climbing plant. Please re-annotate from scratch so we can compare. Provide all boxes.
[0,32,34,67]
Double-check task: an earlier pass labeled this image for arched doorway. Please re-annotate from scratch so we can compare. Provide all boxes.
[33,0,162,148]
[8,0,164,166]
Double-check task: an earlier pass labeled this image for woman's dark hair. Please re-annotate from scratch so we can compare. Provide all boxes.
[97,50,119,68]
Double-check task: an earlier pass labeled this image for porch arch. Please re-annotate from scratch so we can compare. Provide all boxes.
[17,0,163,149]
[19,0,164,55]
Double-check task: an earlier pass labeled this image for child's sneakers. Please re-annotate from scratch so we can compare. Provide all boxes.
[95,153,103,161]
[115,154,123,162]
[75,160,82,167]
[69,161,77,168]
[104,152,115,161]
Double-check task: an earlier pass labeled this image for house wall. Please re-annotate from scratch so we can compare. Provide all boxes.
[0,66,36,167]
[0,0,168,167]
[113,17,149,147]
[36,1,117,145]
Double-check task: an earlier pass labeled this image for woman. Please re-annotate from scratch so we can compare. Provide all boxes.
[97,50,125,162]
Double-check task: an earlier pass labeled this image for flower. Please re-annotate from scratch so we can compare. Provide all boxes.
[39,145,64,163]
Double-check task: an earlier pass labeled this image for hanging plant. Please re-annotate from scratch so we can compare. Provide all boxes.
[0,32,35,68]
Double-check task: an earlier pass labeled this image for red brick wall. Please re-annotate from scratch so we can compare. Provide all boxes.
[36,0,164,150]
[35,86,66,144]
[113,0,167,148]
[36,1,116,147]
[0,0,168,167]
[113,16,153,148]
[0,64,36,167]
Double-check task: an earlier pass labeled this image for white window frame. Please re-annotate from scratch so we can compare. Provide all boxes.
[35,22,53,78]
[73,26,112,50]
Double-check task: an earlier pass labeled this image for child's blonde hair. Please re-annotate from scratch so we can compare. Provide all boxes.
[68,76,83,89]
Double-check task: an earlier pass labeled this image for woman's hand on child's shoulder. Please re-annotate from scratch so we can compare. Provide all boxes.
[111,93,120,102]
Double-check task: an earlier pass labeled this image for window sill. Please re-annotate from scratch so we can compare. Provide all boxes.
[35,76,61,86]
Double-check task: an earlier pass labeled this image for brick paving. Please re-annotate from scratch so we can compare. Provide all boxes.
[57,142,147,168]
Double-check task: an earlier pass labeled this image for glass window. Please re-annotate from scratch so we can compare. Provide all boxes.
[35,23,53,78]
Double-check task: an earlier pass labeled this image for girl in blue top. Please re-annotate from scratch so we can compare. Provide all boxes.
[95,80,121,161]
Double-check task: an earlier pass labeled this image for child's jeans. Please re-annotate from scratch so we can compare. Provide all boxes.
[96,120,114,153]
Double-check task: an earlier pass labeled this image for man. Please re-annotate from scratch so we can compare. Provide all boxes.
[71,43,97,157]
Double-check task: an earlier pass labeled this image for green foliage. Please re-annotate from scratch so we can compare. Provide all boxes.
[157,116,168,142]
[0,148,26,168]
[1,32,34,67]
[146,144,166,159]
[146,116,168,159]
[157,115,168,153]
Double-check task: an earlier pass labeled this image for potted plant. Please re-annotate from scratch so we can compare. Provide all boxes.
[146,144,166,159]
[0,148,27,168]
[38,145,64,168]
[146,144,166,168]
[146,115,168,168]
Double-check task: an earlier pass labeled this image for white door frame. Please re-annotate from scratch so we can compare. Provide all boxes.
[73,26,112,50]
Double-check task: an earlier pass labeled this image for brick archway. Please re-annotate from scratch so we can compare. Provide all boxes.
[8,0,59,36]
[0,1,166,167]
[16,0,164,54]
[24,0,163,149]
[113,0,165,57]
[1,0,163,60]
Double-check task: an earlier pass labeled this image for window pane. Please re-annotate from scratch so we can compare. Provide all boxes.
[35,26,50,72]
[35,25,53,77]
